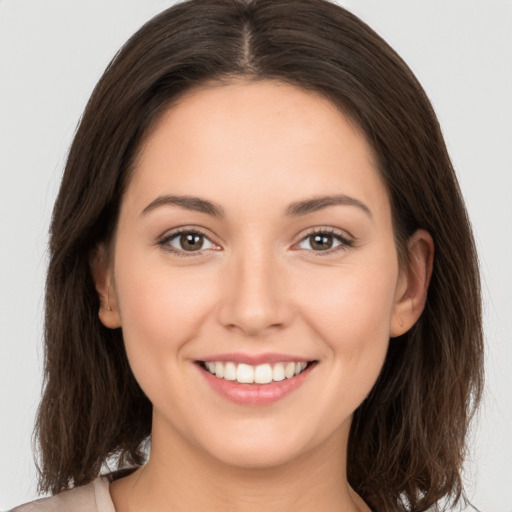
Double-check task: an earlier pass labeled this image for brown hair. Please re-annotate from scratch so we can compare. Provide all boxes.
[35,1,483,510]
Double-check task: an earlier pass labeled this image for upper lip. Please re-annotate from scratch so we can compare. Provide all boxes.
[197,352,315,365]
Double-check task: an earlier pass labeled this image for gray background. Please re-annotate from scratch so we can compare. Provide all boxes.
[1,0,511,509]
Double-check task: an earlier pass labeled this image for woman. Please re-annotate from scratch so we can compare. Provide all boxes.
[11,0,483,511]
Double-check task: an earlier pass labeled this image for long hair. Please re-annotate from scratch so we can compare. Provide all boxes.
[35,1,483,510]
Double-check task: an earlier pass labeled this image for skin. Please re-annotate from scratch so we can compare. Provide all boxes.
[92,79,433,512]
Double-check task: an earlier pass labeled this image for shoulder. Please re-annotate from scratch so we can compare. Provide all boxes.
[8,477,113,512]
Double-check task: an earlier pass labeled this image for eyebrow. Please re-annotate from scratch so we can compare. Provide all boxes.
[285,194,372,218]
[141,193,372,218]
[142,194,225,217]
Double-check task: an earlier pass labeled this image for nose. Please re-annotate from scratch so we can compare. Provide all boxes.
[216,241,294,337]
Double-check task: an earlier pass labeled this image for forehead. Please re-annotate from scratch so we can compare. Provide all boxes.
[139,78,369,161]
[125,79,390,222]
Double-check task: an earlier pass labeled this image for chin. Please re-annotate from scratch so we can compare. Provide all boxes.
[188,415,347,471]
[206,439,309,470]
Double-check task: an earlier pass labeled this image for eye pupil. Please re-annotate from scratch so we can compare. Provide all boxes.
[311,234,333,250]
[181,233,203,251]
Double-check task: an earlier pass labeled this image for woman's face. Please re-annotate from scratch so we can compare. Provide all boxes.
[99,79,413,469]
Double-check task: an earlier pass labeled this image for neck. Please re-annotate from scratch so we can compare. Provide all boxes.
[110,415,368,512]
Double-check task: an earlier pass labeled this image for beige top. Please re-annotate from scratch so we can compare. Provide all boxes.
[9,477,115,512]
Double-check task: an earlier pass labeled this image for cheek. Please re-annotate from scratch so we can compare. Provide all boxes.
[297,253,398,400]
[296,260,398,421]
[112,257,223,425]
[303,262,397,344]
[113,250,217,369]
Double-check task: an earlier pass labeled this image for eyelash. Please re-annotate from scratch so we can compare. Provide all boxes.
[158,227,354,258]
[159,228,219,258]
[299,227,354,254]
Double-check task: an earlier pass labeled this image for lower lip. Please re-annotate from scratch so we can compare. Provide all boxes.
[197,363,315,405]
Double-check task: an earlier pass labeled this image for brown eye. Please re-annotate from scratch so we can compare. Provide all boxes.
[297,229,353,253]
[309,233,335,250]
[163,229,217,255]
[179,233,204,251]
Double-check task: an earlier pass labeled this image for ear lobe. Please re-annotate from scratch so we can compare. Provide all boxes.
[390,229,434,338]
[89,244,122,329]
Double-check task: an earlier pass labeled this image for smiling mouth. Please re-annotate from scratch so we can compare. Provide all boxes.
[198,360,317,385]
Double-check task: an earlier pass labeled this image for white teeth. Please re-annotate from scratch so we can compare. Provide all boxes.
[272,363,286,381]
[224,362,237,380]
[203,360,311,384]
[237,363,254,383]
[215,361,224,378]
[295,361,307,375]
[254,364,273,384]
[284,362,296,379]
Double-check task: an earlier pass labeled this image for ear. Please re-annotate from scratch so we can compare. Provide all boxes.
[390,229,434,337]
[89,244,122,329]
